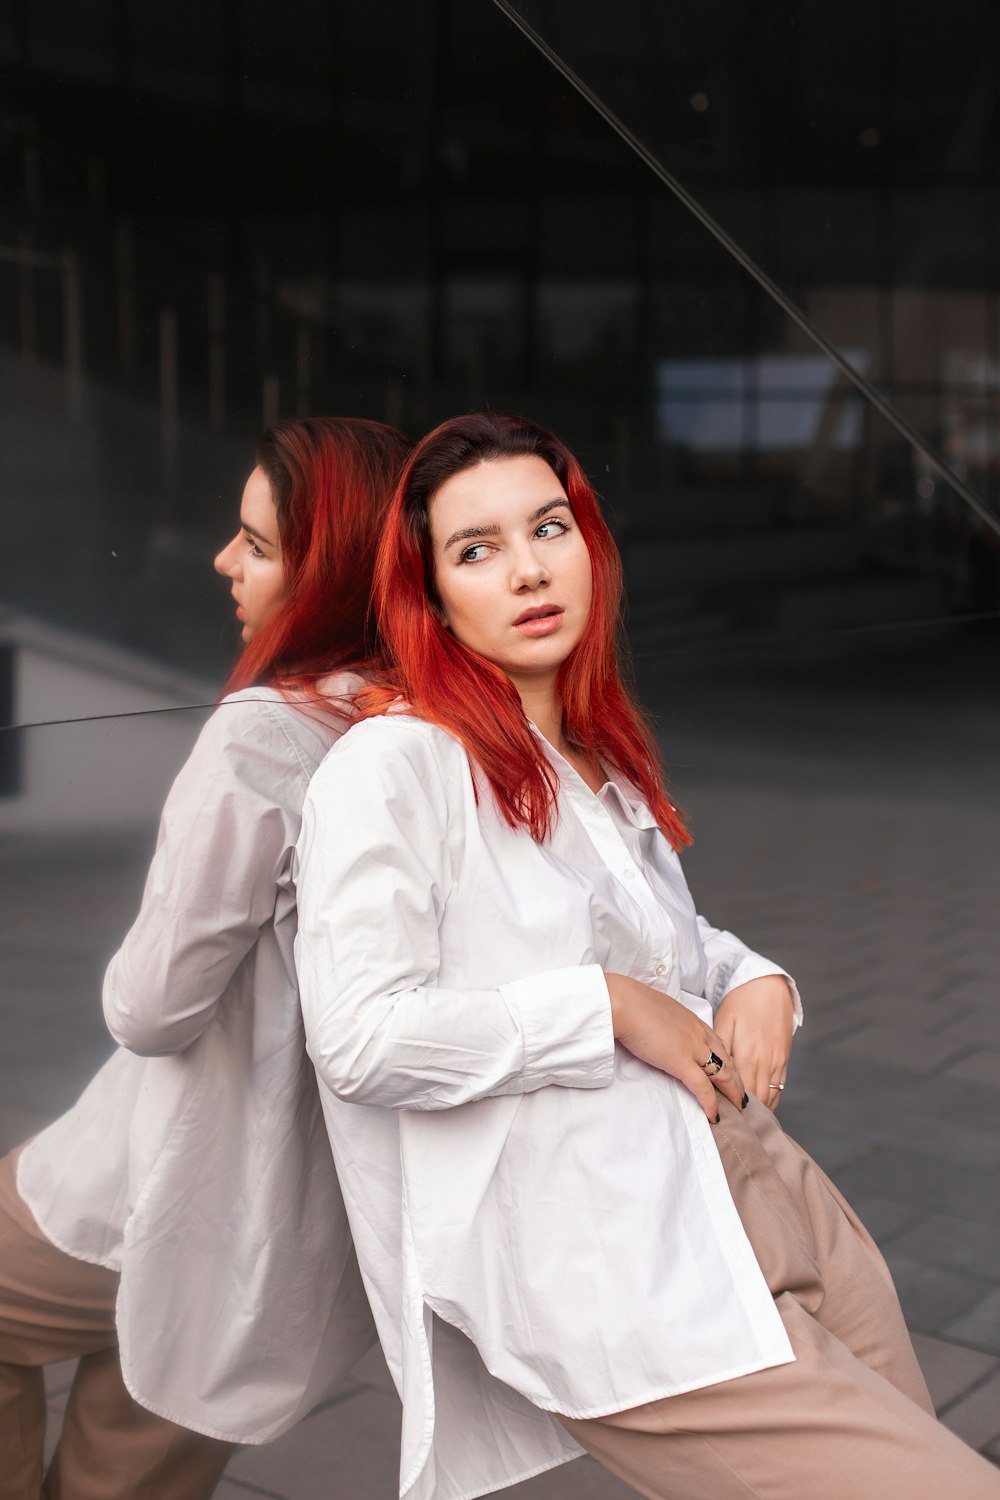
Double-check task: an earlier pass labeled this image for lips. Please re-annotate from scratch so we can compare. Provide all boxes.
[513,605,564,637]
[513,605,562,626]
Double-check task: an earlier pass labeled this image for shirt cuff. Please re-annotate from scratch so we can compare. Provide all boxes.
[720,956,804,1030]
[498,964,616,1089]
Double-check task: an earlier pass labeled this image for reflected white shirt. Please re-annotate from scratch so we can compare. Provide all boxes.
[296,714,801,1500]
[18,683,375,1444]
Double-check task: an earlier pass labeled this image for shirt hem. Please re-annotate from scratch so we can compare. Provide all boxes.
[525,1346,797,1421]
[15,1149,123,1275]
[421,1451,583,1500]
[117,1346,302,1445]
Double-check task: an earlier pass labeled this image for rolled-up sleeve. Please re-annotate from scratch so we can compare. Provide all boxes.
[103,696,303,1055]
[697,915,803,1028]
[295,719,616,1111]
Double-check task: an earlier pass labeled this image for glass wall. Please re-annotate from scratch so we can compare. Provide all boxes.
[2,0,999,1467]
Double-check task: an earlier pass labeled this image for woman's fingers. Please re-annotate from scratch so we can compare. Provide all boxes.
[702,1043,747,1112]
[605,974,749,1124]
[713,978,794,1112]
[682,1060,724,1123]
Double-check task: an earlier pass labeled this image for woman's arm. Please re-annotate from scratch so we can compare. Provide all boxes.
[296,720,617,1111]
[296,720,747,1122]
[102,695,304,1055]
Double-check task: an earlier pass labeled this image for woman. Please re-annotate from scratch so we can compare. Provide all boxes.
[295,412,1000,1500]
[0,416,412,1500]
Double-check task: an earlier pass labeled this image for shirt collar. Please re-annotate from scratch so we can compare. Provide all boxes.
[530,723,661,831]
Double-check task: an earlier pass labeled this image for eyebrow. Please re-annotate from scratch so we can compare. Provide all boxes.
[241,521,277,549]
[442,497,570,552]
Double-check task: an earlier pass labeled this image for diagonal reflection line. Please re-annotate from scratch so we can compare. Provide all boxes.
[1,700,221,733]
[490,0,1000,541]
[4,606,1000,733]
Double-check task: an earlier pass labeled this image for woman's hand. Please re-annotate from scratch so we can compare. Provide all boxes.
[605,973,747,1123]
[713,976,794,1112]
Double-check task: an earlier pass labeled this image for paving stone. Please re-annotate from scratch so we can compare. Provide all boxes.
[224,1387,401,1500]
[827,1025,975,1074]
[837,1193,925,1245]
[44,1359,77,1399]
[942,1050,1000,1091]
[834,1148,1000,1229]
[767,1121,868,1176]
[882,1251,991,1334]
[44,1364,77,1468]
[938,1367,1000,1451]
[216,1482,284,1500]
[894,1215,1000,1281]
[945,1289,1000,1358]
[909,1333,999,1413]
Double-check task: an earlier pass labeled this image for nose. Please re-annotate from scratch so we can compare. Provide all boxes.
[214,535,241,579]
[509,538,550,594]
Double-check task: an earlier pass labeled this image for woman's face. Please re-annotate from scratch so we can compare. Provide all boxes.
[428,455,593,695]
[214,467,287,643]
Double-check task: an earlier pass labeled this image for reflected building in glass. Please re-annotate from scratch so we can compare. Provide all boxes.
[1,0,998,698]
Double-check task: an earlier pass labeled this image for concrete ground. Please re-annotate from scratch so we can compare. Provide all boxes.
[2,632,999,1493]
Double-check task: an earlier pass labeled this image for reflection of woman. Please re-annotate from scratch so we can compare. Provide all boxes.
[296,413,999,1500]
[0,417,411,1499]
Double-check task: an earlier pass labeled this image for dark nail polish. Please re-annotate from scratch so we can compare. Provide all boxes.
[741,1092,749,1109]
[714,1111,721,1124]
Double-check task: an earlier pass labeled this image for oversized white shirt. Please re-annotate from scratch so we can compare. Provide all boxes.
[17,683,375,1443]
[296,713,802,1500]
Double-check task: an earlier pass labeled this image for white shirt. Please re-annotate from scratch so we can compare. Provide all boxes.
[17,683,375,1444]
[296,714,802,1500]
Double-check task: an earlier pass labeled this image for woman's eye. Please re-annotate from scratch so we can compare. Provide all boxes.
[245,536,265,558]
[535,518,568,539]
[459,543,491,564]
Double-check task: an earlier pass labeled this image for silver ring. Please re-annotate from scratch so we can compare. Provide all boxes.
[702,1051,724,1077]
[768,1082,785,1092]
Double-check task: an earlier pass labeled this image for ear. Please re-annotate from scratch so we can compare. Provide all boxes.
[426,584,451,631]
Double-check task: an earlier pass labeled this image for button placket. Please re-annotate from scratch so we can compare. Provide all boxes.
[563,779,673,938]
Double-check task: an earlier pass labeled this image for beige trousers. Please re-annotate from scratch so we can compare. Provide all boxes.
[0,1145,235,1500]
[558,1097,1000,1500]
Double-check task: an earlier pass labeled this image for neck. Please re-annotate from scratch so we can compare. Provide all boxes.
[512,674,566,754]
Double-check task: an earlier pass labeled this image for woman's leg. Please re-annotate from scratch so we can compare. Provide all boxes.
[0,1143,121,1500]
[720,1095,932,1409]
[46,1346,234,1500]
[558,1098,1000,1499]
[559,1293,1000,1500]
[0,1145,234,1500]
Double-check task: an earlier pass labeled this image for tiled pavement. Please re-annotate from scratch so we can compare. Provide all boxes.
[3,637,999,1493]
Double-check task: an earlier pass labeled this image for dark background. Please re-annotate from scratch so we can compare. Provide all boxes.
[1,0,999,681]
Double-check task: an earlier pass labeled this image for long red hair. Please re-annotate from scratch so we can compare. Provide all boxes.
[362,412,690,848]
[223,416,412,696]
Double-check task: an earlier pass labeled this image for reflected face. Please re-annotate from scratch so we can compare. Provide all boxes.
[214,467,287,643]
[428,455,593,695]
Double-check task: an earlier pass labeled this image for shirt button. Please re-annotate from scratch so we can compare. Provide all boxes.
[654,962,667,977]
[623,868,634,881]
[543,1074,557,1086]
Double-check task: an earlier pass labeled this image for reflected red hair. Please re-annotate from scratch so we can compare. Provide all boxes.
[224,417,412,696]
[362,412,690,847]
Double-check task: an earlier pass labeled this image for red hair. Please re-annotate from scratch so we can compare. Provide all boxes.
[223,417,412,696]
[362,412,690,848]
